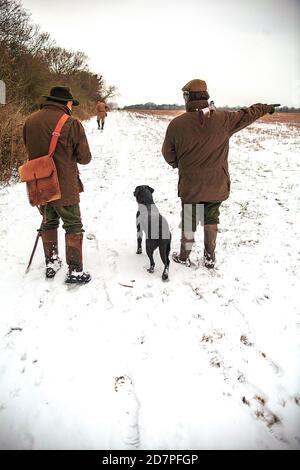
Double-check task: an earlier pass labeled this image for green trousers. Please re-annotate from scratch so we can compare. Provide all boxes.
[181,202,221,232]
[39,204,84,235]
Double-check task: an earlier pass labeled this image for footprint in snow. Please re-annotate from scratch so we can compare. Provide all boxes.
[242,395,282,431]
[114,375,140,448]
[106,249,119,269]
[240,335,284,376]
[86,232,99,251]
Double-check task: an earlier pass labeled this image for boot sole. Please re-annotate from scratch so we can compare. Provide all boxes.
[45,265,62,279]
[172,254,192,267]
[65,276,92,285]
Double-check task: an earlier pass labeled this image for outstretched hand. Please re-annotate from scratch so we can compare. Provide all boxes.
[269,103,281,114]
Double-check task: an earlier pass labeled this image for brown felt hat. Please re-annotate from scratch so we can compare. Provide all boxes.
[182,79,207,92]
[42,86,79,106]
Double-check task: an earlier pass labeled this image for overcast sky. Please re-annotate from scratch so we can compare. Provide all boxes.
[21,0,300,107]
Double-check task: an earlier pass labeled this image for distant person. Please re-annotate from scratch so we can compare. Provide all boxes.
[96,100,110,130]
[162,79,277,269]
[23,86,92,284]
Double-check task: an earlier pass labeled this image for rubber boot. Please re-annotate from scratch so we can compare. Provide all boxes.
[65,233,91,284]
[172,231,194,266]
[41,229,62,279]
[204,224,217,268]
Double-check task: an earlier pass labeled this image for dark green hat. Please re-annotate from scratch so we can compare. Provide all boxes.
[42,86,79,106]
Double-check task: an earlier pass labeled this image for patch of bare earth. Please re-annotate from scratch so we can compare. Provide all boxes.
[126,110,300,127]
[258,112,300,128]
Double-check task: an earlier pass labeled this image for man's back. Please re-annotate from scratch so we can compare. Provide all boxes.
[24,103,73,159]
[96,102,108,113]
[23,101,91,206]
[162,103,272,203]
[166,110,229,171]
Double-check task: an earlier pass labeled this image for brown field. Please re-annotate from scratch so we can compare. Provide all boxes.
[126,109,300,127]
[258,112,300,127]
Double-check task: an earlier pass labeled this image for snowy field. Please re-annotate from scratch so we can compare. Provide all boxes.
[0,111,299,450]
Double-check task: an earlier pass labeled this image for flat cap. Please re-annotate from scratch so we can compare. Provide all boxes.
[182,79,207,92]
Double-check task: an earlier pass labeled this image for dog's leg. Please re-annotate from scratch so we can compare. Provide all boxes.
[136,211,142,254]
[146,240,155,273]
[159,240,171,281]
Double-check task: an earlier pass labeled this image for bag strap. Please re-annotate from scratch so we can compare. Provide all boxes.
[48,114,70,157]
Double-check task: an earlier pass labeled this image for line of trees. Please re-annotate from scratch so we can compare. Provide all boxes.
[124,103,300,112]
[218,106,300,113]
[124,103,184,110]
[0,0,117,184]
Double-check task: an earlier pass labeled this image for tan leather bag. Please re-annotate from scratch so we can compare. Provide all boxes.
[19,114,70,207]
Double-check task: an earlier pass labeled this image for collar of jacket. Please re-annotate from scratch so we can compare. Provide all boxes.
[185,100,209,112]
[40,101,72,115]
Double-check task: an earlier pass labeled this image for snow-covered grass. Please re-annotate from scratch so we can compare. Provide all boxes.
[0,111,299,450]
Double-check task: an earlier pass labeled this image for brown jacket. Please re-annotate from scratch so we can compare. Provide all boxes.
[23,102,92,206]
[96,102,110,119]
[162,101,273,203]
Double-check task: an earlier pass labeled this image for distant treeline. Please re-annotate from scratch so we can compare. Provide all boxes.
[124,103,185,110]
[0,0,117,183]
[218,106,300,113]
[124,103,299,113]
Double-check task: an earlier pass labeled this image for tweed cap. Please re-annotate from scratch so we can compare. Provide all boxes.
[182,79,207,92]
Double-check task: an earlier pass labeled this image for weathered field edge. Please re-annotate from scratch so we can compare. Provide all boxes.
[126,109,300,127]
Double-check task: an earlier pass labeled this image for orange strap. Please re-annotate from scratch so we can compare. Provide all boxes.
[48,114,70,157]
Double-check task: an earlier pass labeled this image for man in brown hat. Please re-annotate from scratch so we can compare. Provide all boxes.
[23,86,92,284]
[162,79,277,269]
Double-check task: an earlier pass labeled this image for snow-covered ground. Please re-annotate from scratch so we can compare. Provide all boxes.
[0,111,299,450]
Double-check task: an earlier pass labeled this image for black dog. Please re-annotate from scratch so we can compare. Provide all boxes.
[133,185,171,281]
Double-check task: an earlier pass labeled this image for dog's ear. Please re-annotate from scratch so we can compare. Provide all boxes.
[133,187,140,198]
[147,186,154,193]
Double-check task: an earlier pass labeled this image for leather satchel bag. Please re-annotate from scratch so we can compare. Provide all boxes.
[19,114,70,207]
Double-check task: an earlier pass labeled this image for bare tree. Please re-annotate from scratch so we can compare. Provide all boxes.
[44,47,88,76]
[0,0,32,49]
[0,0,118,183]
[98,84,118,101]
